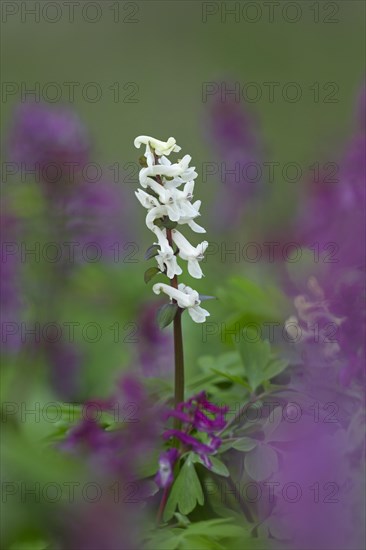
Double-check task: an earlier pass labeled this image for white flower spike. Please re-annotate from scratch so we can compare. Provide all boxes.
[134,135,211,324]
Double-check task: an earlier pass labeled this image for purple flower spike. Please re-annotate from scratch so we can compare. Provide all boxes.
[204,83,264,228]
[155,448,179,489]
[158,392,228,477]
[7,102,90,184]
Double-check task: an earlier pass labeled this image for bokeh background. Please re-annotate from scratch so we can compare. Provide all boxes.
[1,1,365,549]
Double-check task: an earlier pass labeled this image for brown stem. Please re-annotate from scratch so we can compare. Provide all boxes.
[156,486,170,524]
[166,228,185,429]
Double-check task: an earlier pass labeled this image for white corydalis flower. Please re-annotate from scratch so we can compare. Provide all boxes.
[153,283,210,323]
[153,227,182,279]
[134,136,181,156]
[171,229,208,279]
[134,135,210,323]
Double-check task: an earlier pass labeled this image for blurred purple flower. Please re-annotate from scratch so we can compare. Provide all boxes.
[285,86,366,387]
[44,339,82,400]
[63,374,164,479]
[264,396,365,550]
[7,101,132,265]
[137,301,173,378]
[7,102,90,186]
[296,84,365,271]
[64,180,131,263]
[205,84,263,228]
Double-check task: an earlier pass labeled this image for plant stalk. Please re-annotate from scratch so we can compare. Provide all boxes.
[166,228,185,428]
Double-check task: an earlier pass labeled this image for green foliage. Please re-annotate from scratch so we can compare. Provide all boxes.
[217,276,290,336]
[237,331,289,391]
[164,457,204,521]
[244,444,279,482]
[145,518,260,550]
[157,303,179,329]
[190,453,230,478]
[144,266,161,283]
[231,437,257,452]
[145,244,160,260]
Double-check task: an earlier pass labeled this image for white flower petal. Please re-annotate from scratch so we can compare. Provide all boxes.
[188,305,210,323]
[146,206,167,231]
[187,220,206,233]
[187,259,203,279]
[152,283,194,308]
[134,136,181,156]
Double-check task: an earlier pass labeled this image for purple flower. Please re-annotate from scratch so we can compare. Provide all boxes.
[7,102,90,185]
[7,102,133,265]
[204,83,263,228]
[170,391,228,433]
[161,392,228,469]
[285,85,366,387]
[154,448,179,489]
[295,84,365,271]
[62,374,164,479]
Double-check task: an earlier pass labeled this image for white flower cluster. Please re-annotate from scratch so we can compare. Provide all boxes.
[134,135,210,323]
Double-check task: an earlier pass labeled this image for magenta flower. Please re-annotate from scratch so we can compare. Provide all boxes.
[161,392,228,469]
[155,448,179,489]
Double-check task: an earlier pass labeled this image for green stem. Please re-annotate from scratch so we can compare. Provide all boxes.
[217,391,268,437]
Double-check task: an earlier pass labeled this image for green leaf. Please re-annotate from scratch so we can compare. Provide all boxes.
[191,453,230,477]
[207,456,230,477]
[145,244,160,260]
[231,437,257,452]
[174,513,191,527]
[163,459,204,521]
[217,276,289,333]
[237,331,271,391]
[144,266,160,283]
[210,368,251,389]
[262,406,283,438]
[9,540,48,550]
[244,443,279,481]
[263,358,289,381]
[157,303,179,329]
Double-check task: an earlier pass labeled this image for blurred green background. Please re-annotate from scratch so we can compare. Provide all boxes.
[2,0,364,388]
[1,1,365,547]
